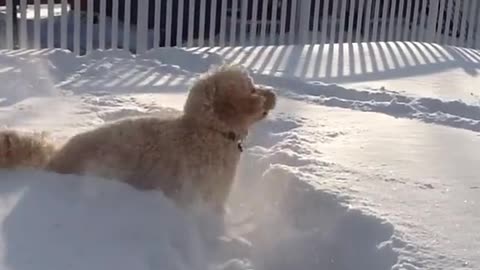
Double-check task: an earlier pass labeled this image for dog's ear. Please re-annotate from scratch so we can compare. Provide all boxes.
[184,77,217,116]
[202,79,216,108]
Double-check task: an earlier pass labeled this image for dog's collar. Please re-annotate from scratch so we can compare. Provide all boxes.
[223,131,245,152]
[210,129,245,152]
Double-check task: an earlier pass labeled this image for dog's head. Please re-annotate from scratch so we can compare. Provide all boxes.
[183,65,276,135]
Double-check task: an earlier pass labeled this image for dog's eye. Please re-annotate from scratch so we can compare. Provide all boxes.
[251,88,256,94]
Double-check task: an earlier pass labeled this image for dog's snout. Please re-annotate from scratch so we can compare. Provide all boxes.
[262,89,276,111]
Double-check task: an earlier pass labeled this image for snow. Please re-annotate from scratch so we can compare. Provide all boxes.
[0,41,479,270]
[0,170,218,270]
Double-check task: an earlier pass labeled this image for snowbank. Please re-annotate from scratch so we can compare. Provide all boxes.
[0,145,398,270]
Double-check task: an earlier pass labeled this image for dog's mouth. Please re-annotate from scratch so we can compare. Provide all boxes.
[258,110,270,120]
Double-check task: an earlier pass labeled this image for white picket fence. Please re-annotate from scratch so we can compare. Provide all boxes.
[1,0,479,55]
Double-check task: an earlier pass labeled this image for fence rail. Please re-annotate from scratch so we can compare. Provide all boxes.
[1,0,479,54]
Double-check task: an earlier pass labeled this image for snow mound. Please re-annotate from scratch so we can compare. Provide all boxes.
[0,170,220,270]
[0,117,401,270]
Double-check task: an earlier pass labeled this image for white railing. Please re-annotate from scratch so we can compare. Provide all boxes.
[1,0,479,54]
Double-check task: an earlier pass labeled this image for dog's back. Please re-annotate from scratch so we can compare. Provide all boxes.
[45,116,179,182]
[0,130,55,169]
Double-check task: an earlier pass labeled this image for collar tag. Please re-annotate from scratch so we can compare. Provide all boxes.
[237,141,244,152]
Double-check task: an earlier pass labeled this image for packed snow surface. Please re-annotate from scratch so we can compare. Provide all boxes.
[0,42,479,270]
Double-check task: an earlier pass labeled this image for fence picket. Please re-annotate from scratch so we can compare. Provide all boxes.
[363,0,373,42]
[476,4,480,49]
[74,0,81,54]
[61,0,68,49]
[136,0,149,52]
[450,0,461,45]
[410,0,420,40]
[240,0,248,45]
[395,0,404,41]
[372,0,381,41]
[198,0,206,46]
[297,0,311,44]
[153,0,162,48]
[112,0,119,49]
[5,0,14,49]
[34,0,41,49]
[259,0,268,45]
[426,0,439,42]
[328,0,339,44]
[466,0,477,48]
[165,0,172,46]
[287,0,297,44]
[208,0,217,46]
[99,0,107,49]
[338,0,348,44]
[123,0,131,50]
[269,0,278,45]
[219,0,227,46]
[347,0,357,44]
[230,0,238,45]
[403,0,412,40]
[187,0,195,46]
[380,0,390,41]
[435,0,446,43]
[47,0,54,48]
[443,0,453,44]
[355,0,365,42]
[19,0,27,48]
[311,0,321,44]
[176,0,184,47]
[458,0,469,48]
[387,0,396,41]
[321,0,330,44]
[418,0,428,41]
[250,0,259,45]
[86,0,94,53]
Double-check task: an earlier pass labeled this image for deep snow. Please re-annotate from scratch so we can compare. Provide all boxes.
[0,42,479,270]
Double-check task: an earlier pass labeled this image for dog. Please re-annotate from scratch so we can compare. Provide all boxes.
[0,65,276,214]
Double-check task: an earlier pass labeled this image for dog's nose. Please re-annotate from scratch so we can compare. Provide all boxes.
[263,90,276,110]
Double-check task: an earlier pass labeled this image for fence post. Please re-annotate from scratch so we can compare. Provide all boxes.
[296,0,311,44]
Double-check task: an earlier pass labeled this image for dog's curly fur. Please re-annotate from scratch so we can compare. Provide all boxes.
[0,65,276,214]
[0,130,56,169]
